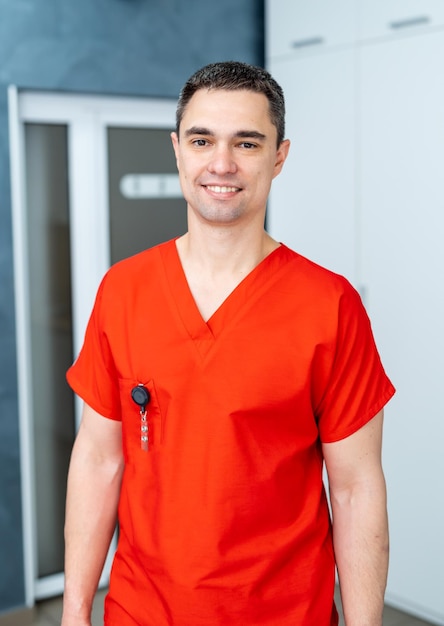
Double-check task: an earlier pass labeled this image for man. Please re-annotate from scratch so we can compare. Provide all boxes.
[61,61,395,626]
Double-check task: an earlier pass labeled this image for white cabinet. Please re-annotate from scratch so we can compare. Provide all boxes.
[358,0,444,40]
[268,50,356,283]
[266,0,444,58]
[359,32,444,623]
[266,0,356,59]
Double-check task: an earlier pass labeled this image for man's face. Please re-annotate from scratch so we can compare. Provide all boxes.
[171,88,289,228]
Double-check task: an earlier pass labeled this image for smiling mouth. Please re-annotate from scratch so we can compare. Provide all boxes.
[204,185,241,194]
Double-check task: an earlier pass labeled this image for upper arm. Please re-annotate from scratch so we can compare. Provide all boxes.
[322,410,385,496]
[73,402,123,465]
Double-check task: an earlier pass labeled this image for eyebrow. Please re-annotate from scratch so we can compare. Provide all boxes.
[184,126,267,141]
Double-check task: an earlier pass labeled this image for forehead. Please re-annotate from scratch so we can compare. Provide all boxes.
[180,88,275,136]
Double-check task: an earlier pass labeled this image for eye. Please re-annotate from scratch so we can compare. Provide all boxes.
[239,142,257,149]
[192,138,209,147]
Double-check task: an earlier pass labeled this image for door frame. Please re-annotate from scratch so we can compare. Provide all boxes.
[8,87,177,604]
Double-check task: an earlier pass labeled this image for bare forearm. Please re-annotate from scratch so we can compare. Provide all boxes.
[62,441,123,625]
[332,478,389,626]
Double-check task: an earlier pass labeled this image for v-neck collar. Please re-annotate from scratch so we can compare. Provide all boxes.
[160,239,291,348]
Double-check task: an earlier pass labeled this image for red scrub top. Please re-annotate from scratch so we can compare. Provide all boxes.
[67,240,395,626]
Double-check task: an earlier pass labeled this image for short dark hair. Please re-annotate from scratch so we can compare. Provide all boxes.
[176,61,286,146]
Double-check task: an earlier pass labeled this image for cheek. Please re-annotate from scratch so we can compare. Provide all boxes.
[253,170,272,191]
[178,156,198,181]
[177,162,190,183]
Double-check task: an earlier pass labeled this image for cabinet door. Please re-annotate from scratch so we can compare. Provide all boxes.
[266,0,355,60]
[360,31,444,624]
[358,0,444,41]
[268,50,356,283]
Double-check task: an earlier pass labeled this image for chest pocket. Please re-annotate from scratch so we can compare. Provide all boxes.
[118,378,163,461]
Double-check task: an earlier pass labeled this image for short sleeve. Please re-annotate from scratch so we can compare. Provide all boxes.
[66,273,122,420]
[316,283,395,442]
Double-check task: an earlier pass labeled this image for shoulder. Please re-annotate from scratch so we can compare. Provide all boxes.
[101,239,174,294]
[277,244,359,304]
[108,238,173,277]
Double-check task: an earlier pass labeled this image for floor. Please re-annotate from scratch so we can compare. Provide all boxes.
[31,587,437,625]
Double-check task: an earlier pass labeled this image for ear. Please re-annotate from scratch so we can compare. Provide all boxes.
[273,139,290,179]
[171,131,180,167]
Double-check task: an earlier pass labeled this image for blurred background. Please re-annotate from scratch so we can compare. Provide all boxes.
[0,1,443,624]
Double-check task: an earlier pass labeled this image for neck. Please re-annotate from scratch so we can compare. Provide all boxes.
[177,219,279,279]
[175,221,280,322]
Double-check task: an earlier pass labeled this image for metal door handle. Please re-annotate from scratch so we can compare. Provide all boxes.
[291,36,325,49]
[389,16,430,29]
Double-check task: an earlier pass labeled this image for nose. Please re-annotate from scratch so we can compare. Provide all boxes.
[207,144,237,175]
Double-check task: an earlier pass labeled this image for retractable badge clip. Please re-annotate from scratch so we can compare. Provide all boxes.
[131,384,151,451]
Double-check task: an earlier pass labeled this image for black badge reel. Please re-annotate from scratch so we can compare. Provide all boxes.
[131,384,151,451]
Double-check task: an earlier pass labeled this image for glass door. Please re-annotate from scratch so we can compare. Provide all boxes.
[9,90,182,604]
[24,123,75,584]
[107,126,186,264]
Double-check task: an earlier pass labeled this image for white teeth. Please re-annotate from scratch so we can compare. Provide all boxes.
[206,185,239,193]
